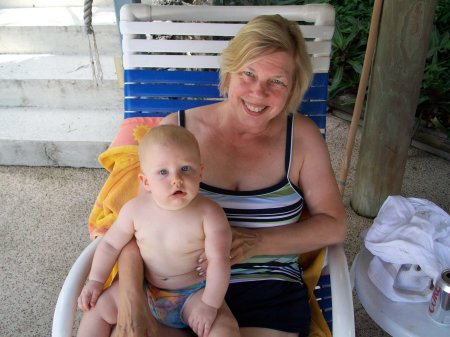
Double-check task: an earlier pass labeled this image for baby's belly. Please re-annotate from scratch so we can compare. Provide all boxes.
[141,249,205,290]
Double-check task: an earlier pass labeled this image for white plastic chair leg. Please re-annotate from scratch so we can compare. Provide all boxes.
[52,238,100,337]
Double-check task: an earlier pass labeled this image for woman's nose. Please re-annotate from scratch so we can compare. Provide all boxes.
[253,81,268,96]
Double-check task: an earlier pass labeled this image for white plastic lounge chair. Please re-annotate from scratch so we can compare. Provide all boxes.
[52,4,355,337]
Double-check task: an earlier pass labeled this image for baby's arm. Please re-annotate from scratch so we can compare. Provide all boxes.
[77,201,136,312]
[201,203,231,308]
[187,201,231,336]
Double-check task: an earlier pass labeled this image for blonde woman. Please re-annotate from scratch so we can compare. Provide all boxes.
[116,15,346,337]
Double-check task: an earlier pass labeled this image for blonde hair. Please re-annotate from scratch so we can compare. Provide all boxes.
[138,125,201,165]
[219,14,312,114]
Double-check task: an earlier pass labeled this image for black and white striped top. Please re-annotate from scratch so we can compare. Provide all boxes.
[179,110,305,284]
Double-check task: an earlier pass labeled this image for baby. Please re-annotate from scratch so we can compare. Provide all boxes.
[77,125,236,337]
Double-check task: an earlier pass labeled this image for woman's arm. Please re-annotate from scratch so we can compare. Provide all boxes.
[230,117,346,263]
[113,230,199,337]
[230,210,345,263]
[114,238,156,337]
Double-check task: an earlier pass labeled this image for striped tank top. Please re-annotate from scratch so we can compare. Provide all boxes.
[178,111,305,284]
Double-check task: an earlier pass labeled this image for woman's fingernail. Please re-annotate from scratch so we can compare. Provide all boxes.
[198,271,204,276]
[198,258,203,263]
[196,266,202,271]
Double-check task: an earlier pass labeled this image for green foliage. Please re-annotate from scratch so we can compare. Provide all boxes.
[301,0,449,133]
[417,0,449,132]
[297,1,373,98]
[328,2,372,98]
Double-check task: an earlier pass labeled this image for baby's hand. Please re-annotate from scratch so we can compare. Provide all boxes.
[187,300,218,337]
[77,280,104,312]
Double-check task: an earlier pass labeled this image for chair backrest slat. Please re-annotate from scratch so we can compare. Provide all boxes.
[120,4,335,135]
[121,21,334,39]
[123,39,331,58]
[120,4,335,24]
[124,55,330,73]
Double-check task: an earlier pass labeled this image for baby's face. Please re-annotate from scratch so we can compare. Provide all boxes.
[141,142,202,211]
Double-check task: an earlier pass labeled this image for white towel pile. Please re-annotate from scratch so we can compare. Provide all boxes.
[364,196,450,302]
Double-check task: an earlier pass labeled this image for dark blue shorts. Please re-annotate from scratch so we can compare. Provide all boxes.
[225,280,310,336]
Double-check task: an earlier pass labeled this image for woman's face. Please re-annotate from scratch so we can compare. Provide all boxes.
[226,51,294,125]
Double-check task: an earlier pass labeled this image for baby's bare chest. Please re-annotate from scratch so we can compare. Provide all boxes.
[134,215,205,257]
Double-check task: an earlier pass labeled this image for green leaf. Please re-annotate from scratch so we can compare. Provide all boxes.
[329,65,344,93]
[332,26,345,49]
[348,59,363,74]
[431,117,447,131]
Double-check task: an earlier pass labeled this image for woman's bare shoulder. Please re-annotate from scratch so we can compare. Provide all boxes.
[294,113,320,132]
[292,114,326,148]
[190,103,221,123]
[289,114,329,181]
[159,112,178,125]
[160,104,219,127]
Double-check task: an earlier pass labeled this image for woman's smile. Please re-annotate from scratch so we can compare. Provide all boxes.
[242,99,268,115]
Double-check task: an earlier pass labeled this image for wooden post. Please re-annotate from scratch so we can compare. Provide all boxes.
[350,0,437,217]
[338,0,383,196]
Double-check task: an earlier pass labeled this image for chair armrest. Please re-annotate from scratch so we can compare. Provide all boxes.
[328,244,355,337]
[52,238,101,337]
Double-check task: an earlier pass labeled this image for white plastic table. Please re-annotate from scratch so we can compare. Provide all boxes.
[352,247,450,337]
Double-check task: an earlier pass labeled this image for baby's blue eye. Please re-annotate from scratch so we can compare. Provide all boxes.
[159,169,168,175]
[181,166,191,172]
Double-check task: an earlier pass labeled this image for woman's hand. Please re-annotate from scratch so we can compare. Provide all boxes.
[196,251,208,278]
[229,227,260,264]
[114,239,156,337]
[196,227,260,272]
[114,287,156,337]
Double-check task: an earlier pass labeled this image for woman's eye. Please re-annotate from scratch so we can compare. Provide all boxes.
[243,71,254,78]
[272,79,286,87]
[181,165,191,172]
[159,169,168,175]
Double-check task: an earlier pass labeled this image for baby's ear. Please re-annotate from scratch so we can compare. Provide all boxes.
[138,173,152,192]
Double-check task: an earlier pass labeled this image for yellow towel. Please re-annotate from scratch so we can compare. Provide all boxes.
[88,116,331,335]
[88,117,162,286]
[88,145,140,239]
[301,248,331,337]
[87,145,141,286]
[89,117,162,238]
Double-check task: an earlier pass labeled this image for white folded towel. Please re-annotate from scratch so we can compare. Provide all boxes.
[365,196,450,302]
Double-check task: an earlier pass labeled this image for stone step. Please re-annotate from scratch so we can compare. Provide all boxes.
[0,54,123,109]
[0,2,125,168]
[0,6,119,55]
[0,107,123,168]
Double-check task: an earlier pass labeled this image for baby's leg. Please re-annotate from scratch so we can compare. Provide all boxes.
[207,301,240,337]
[77,281,119,337]
[183,290,240,337]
